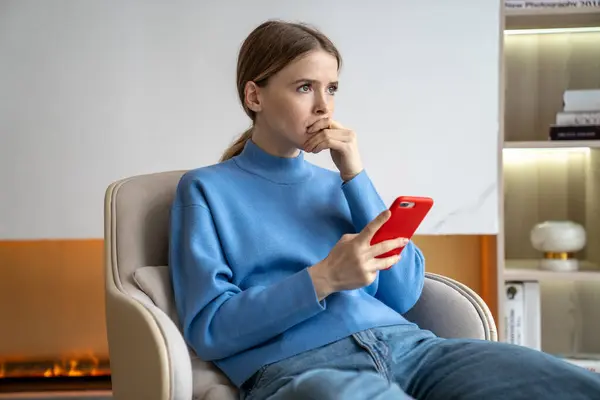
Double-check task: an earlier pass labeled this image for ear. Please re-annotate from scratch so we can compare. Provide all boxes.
[244,81,262,113]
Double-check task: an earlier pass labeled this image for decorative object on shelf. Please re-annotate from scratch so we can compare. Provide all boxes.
[550,89,600,141]
[530,221,586,272]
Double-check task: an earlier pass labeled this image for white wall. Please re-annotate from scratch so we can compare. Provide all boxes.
[0,0,502,239]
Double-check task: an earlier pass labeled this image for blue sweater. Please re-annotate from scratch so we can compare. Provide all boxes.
[169,139,425,387]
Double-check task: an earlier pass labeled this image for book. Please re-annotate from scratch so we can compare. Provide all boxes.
[504,281,525,346]
[504,281,541,350]
[549,124,600,140]
[564,89,600,113]
[556,111,600,126]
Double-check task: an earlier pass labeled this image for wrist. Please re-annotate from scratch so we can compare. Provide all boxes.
[341,168,363,182]
[308,261,333,301]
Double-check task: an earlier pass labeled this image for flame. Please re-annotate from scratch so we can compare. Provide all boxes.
[0,356,110,379]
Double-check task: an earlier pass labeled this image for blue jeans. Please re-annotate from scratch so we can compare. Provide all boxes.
[240,324,600,399]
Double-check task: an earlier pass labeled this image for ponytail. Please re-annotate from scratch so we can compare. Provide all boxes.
[220,127,253,162]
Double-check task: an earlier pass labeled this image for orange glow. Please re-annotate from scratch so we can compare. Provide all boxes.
[0,356,110,379]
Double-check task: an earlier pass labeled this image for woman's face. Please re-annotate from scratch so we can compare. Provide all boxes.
[248,50,339,150]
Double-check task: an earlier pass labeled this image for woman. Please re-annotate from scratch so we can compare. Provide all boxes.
[169,20,600,399]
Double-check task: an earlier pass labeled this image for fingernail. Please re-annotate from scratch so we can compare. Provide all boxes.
[401,238,409,244]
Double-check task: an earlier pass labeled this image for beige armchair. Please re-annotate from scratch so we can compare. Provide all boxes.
[104,171,498,400]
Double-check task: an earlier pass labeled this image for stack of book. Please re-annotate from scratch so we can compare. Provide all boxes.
[550,89,600,141]
[503,278,600,374]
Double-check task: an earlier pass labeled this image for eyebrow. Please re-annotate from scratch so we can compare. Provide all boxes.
[291,78,339,86]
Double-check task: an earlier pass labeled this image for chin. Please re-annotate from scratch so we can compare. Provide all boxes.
[286,134,307,149]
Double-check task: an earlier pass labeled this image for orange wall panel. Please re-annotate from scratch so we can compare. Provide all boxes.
[0,235,497,362]
[0,240,108,361]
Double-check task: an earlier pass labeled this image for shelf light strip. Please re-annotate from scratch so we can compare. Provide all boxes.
[505,26,600,35]
[503,147,590,152]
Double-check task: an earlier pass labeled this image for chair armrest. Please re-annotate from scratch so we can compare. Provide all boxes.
[403,272,498,341]
[106,288,192,400]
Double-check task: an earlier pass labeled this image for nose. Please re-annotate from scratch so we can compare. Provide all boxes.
[313,91,330,116]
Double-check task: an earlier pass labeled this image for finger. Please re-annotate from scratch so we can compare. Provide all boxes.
[304,131,326,152]
[323,128,352,141]
[329,120,345,129]
[307,118,331,134]
[358,210,391,243]
[307,119,327,134]
[306,129,349,149]
[310,138,331,153]
[305,129,347,152]
[369,237,409,258]
[311,136,349,154]
[371,254,401,271]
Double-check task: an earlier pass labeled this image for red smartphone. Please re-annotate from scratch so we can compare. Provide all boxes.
[370,196,434,259]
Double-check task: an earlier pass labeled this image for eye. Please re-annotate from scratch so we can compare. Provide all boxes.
[297,84,312,93]
[327,85,338,95]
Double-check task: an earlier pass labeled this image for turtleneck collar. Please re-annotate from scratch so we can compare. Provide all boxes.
[233,139,313,184]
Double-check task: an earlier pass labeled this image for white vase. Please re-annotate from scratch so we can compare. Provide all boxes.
[530,221,586,272]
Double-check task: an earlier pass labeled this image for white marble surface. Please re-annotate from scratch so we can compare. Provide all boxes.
[0,0,500,238]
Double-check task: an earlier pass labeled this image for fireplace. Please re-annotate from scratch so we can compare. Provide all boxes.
[0,239,112,394]
[0,357,111,393]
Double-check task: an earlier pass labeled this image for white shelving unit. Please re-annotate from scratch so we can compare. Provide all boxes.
[504,140,600,149]
[505,7,600,30]
[504,259,600,281]
[499,5,600,359]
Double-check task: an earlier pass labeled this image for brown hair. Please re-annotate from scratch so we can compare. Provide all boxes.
[219,20,342,162]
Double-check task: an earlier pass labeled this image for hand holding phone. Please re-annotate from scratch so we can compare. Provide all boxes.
[307,196,433,299]
[370,196,434,259]
[308,209,406,299]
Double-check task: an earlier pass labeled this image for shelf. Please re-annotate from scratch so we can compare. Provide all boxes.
[499,5,600,346]
[504,140,600,149]
[504,268,600,281]
[505,259,600,281]
[505,7,600,30]
[503,27,600,142]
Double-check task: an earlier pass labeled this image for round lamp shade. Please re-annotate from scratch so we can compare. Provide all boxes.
[530,221,586,272]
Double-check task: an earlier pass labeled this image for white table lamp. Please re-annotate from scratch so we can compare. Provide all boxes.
[530,221,586,272]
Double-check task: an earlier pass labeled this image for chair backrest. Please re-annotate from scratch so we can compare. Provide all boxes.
[104,170,186,294]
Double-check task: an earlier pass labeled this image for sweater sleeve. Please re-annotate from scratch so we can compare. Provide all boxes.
[169,201,326,361]
[342,170,425,314]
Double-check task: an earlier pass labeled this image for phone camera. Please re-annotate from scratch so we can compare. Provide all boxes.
[399,201,415,208]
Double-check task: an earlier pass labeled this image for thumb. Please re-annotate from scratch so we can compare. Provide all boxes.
[339,233,358,243]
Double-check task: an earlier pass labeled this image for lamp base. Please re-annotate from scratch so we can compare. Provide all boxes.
[539,257,579,272]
